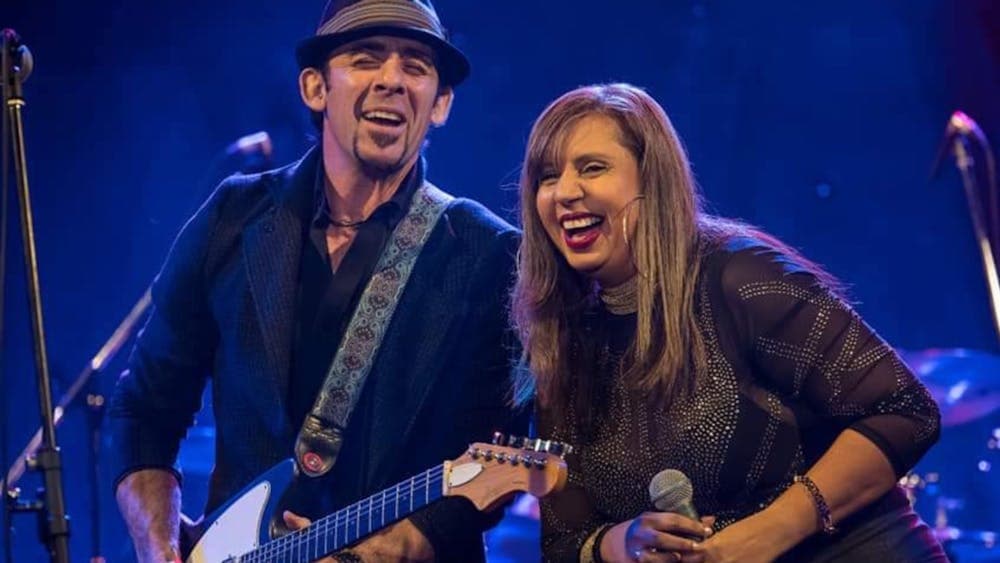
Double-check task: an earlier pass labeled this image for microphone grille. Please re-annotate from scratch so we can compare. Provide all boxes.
[648,469,693,511]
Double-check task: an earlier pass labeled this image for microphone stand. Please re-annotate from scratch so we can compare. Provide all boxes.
[4,289,150,563]
[1,128,269,561]
[945,112,1000,347]
[0,28,71,563]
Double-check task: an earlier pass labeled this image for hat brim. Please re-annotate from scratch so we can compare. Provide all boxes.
[295,25,470,87]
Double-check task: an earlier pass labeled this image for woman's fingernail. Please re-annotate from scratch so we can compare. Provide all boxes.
[704,526,713,536]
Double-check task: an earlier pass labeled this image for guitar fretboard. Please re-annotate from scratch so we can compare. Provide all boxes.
[230,464,446,563]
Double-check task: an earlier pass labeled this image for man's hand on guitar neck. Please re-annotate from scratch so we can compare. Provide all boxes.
[283,510,435,563]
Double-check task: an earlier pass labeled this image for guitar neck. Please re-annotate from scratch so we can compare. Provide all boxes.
[235,465,446,563]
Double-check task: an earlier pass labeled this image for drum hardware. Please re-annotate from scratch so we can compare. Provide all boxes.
[899,348,1000,428]
[899,345,999,560]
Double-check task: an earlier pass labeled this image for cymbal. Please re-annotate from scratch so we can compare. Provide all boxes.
[898,348,1000,427]
[931,526,997,547]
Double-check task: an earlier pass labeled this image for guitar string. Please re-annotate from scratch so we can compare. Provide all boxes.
[254,470,445,563]
[242,451,551,563]
[302,469,445,558]
[241,466,446,562]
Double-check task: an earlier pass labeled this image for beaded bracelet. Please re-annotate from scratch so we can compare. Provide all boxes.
[793,474,837,535]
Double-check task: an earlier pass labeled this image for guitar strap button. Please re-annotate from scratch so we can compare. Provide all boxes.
[302,451,325,474]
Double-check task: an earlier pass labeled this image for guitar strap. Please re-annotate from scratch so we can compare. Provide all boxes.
[294,182,453,478]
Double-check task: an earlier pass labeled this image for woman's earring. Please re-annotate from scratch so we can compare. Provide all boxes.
[621,195,645,249]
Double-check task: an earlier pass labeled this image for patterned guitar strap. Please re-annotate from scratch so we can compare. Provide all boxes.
[295,182,453,478]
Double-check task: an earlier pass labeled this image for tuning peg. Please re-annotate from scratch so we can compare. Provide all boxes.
[506,435,524,448]
[525,438,546,452]
[492,432,506,445]
[546,441,574,457]
[558,442,574,457]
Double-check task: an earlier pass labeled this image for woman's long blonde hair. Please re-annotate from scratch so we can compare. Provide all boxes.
[512,84,844,421]
[512,83,707,415]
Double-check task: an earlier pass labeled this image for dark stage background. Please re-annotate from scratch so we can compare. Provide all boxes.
[2,1,999,561]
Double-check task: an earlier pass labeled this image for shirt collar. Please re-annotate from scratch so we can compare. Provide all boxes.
[312,156,425,230]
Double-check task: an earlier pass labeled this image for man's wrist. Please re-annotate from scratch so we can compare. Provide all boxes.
[135,541,180,563]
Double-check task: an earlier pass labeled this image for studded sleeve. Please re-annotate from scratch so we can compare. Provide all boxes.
[537,407,611,562]
[716,242,941,477]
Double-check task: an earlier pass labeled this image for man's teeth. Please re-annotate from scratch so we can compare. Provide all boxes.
[363,110,404,123]
[562,216,603,230]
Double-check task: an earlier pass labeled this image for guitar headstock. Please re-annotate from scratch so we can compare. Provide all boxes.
[443,433,571,512]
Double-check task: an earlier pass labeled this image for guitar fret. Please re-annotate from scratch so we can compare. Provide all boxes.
[300,526,306,562]
[345,504,352,545]
[235,465,456,563]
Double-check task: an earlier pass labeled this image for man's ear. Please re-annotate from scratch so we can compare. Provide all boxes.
[299,67,328,112]
[430,86,454,127]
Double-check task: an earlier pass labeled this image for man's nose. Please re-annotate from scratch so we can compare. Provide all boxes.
[374,56,405,94]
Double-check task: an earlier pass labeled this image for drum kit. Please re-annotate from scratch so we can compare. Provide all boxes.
[898,348,1000,562]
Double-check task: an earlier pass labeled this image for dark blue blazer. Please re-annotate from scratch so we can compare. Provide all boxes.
[109,147,524,560]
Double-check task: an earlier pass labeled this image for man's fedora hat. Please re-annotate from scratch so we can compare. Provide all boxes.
[295,0,470,87]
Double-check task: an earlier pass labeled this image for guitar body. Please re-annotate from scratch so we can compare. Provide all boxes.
[184,459,295,563]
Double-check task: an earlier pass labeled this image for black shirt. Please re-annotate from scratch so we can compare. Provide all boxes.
[287,157,423,514]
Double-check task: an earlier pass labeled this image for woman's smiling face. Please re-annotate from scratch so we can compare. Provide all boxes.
[534,114,642,287]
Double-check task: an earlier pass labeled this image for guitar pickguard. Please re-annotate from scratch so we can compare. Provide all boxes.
[185,482,270,563]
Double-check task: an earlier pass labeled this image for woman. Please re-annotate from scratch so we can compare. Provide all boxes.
[513,83,945,562]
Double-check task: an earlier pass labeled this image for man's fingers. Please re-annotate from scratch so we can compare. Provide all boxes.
[283,510,312,530]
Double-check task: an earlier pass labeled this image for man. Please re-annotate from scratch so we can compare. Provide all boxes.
[109,1,522,561]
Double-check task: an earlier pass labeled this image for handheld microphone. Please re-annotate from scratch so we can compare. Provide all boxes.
[649,468,700,520]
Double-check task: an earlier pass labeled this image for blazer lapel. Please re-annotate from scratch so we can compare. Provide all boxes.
[242,151,318,429]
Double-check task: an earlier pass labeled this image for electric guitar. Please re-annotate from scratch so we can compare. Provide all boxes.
[182,434,570,563]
